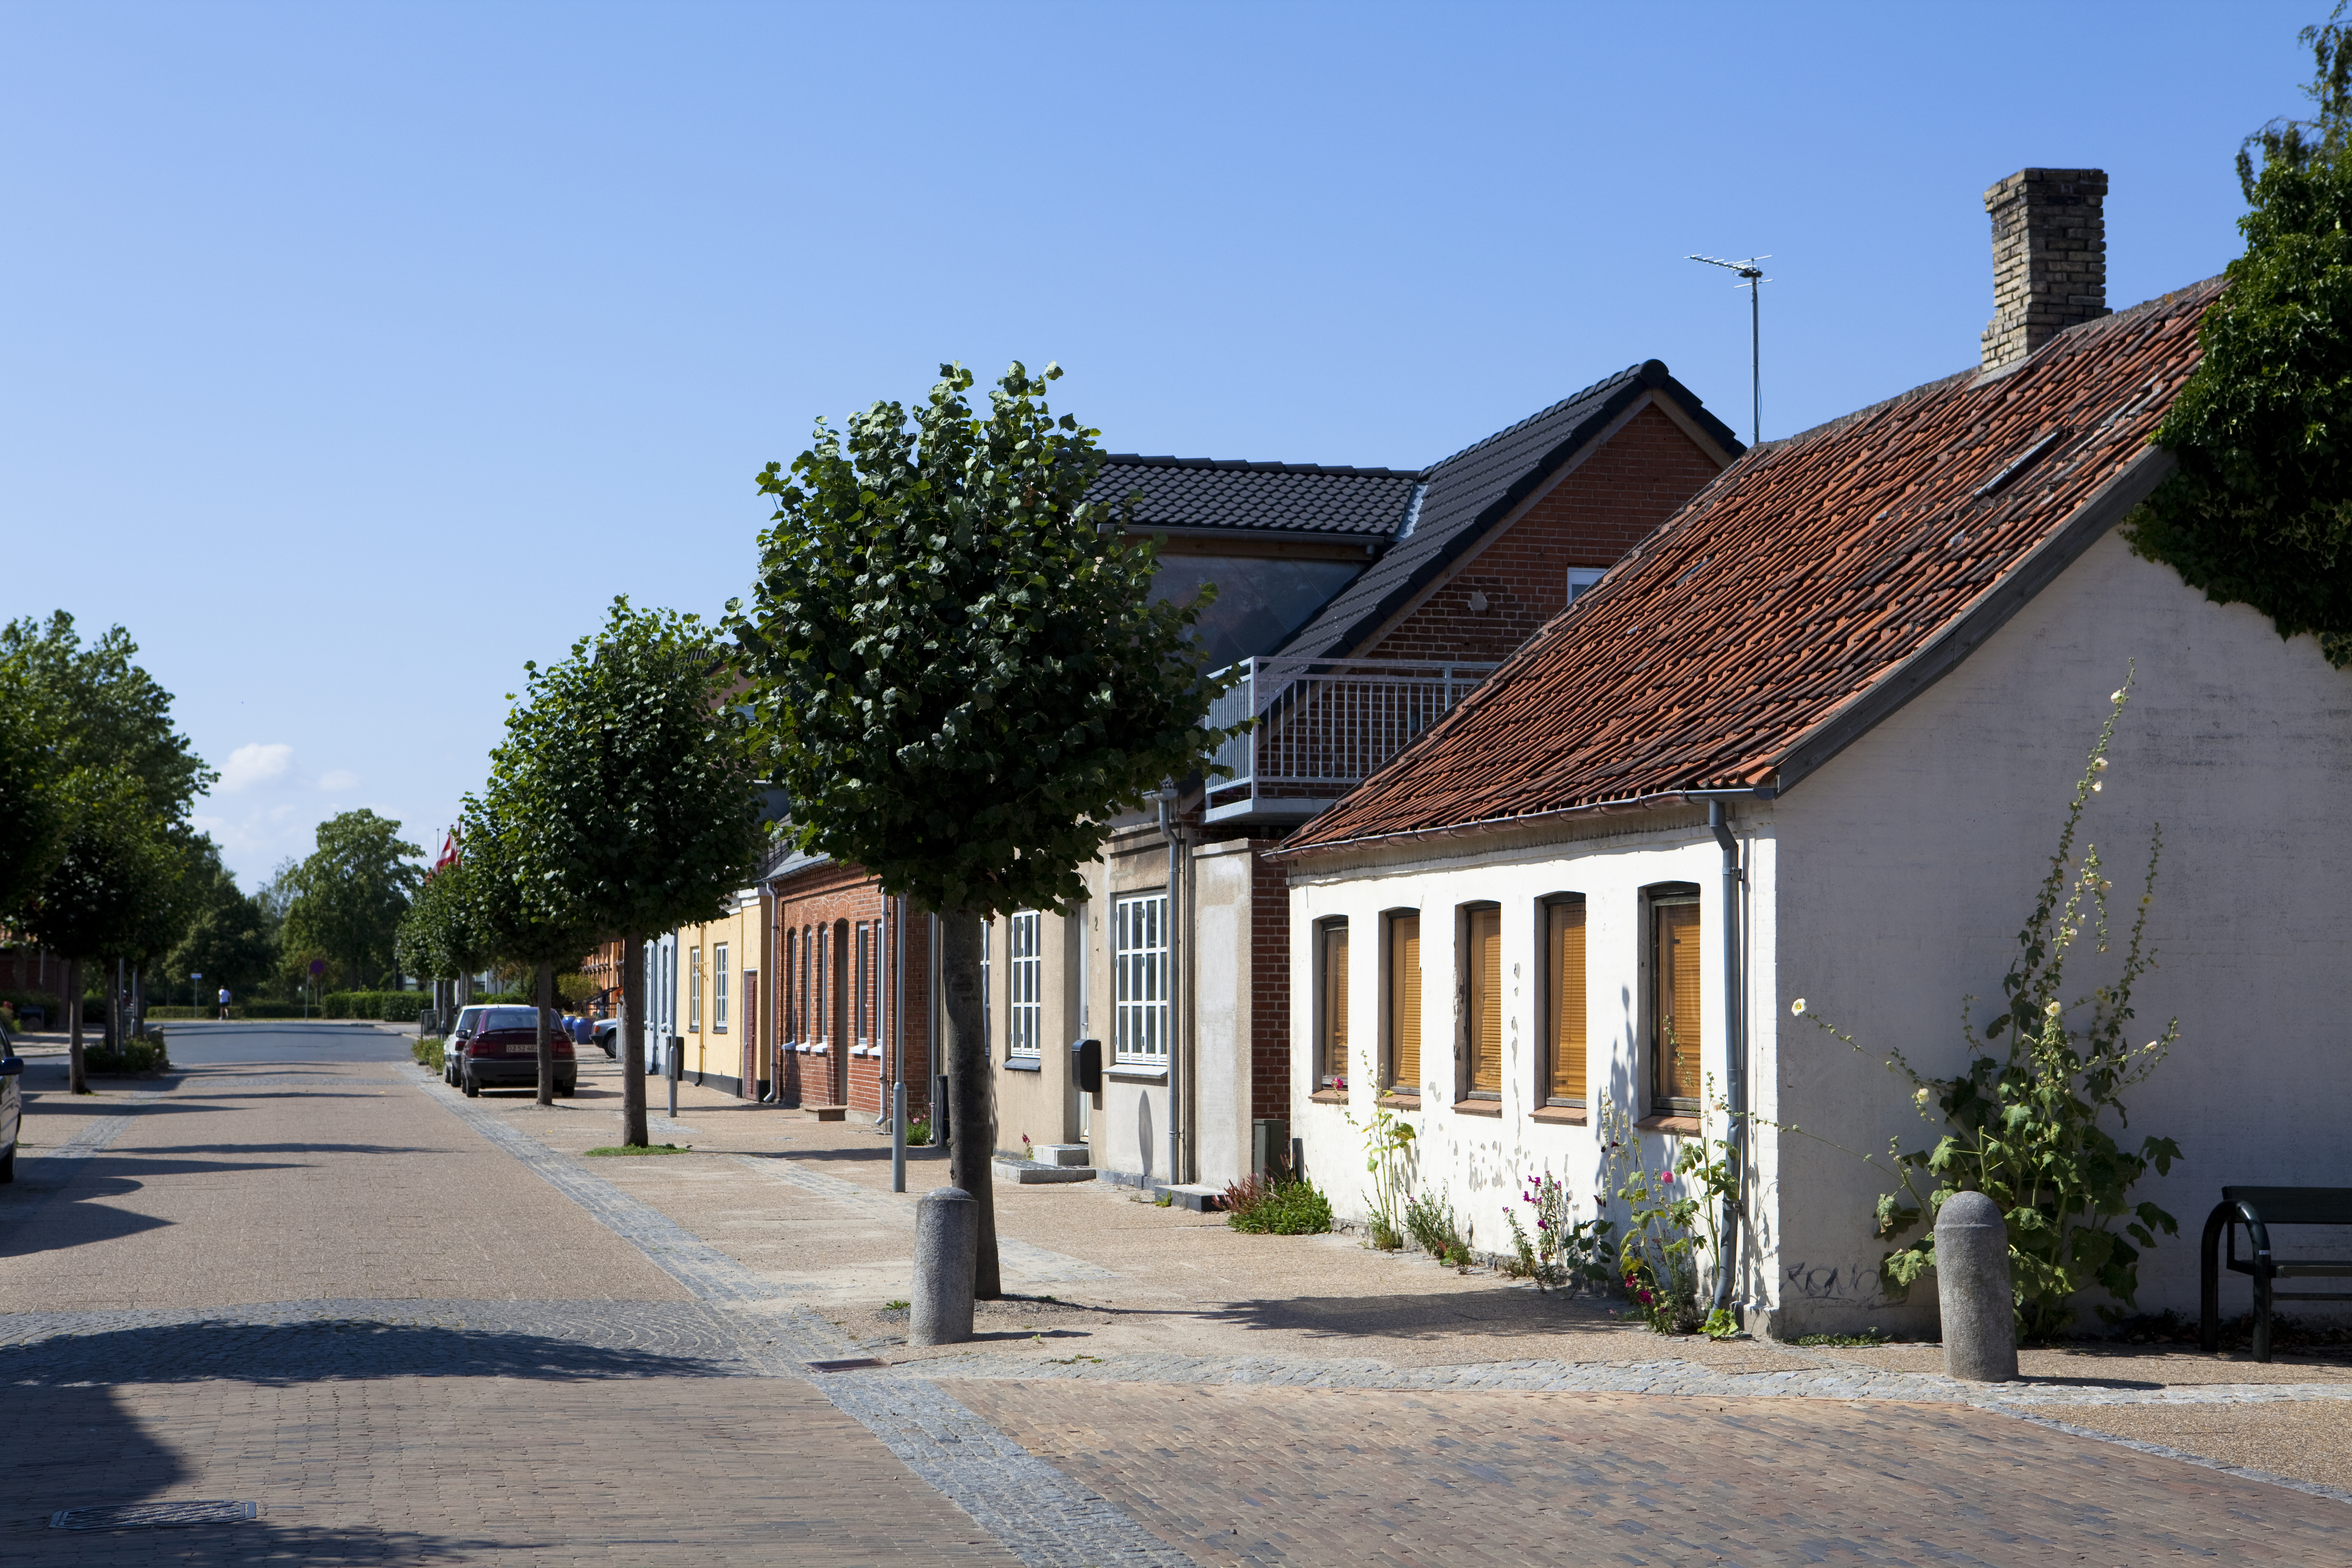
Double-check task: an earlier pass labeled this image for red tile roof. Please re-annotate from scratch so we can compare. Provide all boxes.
[1282,279,2220,859]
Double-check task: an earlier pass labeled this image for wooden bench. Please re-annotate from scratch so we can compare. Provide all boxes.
[2199,1186,2352,1362]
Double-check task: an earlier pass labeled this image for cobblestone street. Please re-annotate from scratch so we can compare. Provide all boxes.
[2,1020,2347,1565]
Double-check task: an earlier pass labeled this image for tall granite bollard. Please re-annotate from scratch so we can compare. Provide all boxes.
[910,1185,978,1347]
[1935,1190,2019,1382]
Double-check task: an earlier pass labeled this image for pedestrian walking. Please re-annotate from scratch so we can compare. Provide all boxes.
[217,986,232,1021]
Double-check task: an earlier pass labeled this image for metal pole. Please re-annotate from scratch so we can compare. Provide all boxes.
[1749,271,1761,448]
[892,1079,908,1193]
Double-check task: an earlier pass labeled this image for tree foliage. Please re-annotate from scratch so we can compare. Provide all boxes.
[0,681,65,915]
[159,843,279,998]
[730,361,1238,918]
[2128,8,2352,666]
[281,810,424,992]
[0,612,214,817]
[495,599,765,946]
[395,859,493,985]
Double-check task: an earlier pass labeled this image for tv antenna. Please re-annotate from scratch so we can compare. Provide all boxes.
[1688,253,1770,448]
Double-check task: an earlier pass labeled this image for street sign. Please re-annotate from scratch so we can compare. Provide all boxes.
[309,960,326,977]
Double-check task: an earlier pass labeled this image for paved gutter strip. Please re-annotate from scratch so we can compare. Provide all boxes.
[418,1070,1198,1568]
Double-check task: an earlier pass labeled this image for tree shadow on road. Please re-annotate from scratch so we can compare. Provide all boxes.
[1202,1287,1633,1343]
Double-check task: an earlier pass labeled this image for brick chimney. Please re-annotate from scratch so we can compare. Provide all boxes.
[1980,168,2109,372]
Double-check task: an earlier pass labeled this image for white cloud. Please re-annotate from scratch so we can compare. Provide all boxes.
[317,769,361,791]
[217,742,294,794]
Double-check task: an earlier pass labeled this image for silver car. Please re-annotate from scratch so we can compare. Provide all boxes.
[0,1019,23,1183]
[443,1005,491,1087]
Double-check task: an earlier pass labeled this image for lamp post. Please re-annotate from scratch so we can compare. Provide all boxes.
[191,972,202,1019]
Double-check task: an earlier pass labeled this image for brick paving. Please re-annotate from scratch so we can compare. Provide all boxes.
[948,1380,2352,1566]
[1,1021,2347,1565]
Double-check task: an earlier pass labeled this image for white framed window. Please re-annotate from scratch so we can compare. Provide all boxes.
[713,943,730,1032]
[854,923,871,1044]
[1008,911,1041,1058]
[688,946,702,1032]
[1567,567,1606,602]
[1114,892,1169,1064]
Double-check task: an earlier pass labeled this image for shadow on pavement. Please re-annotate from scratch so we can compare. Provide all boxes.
[1204,1287,1632,1342]
[0,1384,513,1565]
[7,1317,747,1387]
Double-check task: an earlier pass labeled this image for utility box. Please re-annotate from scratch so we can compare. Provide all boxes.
[1070,1037,1102,1094]
[1252,1118,1290,1178]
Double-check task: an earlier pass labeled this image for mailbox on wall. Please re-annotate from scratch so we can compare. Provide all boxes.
[1069,1037,1102,1094]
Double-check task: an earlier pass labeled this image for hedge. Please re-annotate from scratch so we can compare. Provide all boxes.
[319,991,429,1022]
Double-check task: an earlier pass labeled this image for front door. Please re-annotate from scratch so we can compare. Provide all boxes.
[742,971,759,1100]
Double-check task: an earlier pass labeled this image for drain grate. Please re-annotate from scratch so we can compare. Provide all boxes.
[49,1500,258,1530]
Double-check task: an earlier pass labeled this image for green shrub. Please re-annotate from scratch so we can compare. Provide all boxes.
[1223,1173,1333,1235]
[379,992,425,1023]
[1404,1190,1470,1265]
[0,990,62,1029]
[905,1117,933,1146]
[85,1032,170,1075]
[413,1036,446,1072]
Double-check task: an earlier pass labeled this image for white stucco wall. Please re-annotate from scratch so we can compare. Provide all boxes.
[1289,818,1757,1271]
[1768,527,2352,1334]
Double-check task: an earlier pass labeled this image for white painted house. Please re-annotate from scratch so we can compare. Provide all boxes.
[1277,170,2352,1338]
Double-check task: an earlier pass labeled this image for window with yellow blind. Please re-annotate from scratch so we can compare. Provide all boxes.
[1545,896,1587,1106]
[1651,891,1704,1112]
[1385,913,1420,1094]
[1316,920,1348,1088]
[1464,905,1503,1098]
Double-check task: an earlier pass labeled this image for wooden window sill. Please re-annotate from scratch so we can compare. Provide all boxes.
[1638,1113,1701,1134]
[1529,1105,1588,1126]
[1452,1100,1503,1118]
[1377,1093,1421,1110]
[1308,1088,1349,1105]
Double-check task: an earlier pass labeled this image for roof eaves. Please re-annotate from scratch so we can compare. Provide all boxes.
[1765,441,2178,796]
[1271,784,1779,865]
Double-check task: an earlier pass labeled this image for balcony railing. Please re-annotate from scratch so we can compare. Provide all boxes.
[1203,656,1498,824]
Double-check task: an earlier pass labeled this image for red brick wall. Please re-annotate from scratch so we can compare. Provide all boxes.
[1247,839,1292,1132]
[769,864,932,1117]
[1361,401,1725,663]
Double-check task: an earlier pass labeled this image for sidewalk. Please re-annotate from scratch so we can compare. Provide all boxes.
[450,1046,2352,1498]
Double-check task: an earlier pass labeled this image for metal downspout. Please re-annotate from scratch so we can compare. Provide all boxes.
[1158,782,1186,1189]
[1707,798,1747,1319]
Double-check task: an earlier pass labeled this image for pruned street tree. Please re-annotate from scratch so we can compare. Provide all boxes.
[10,769,179,1090]
[395,857,493,1018]
[490,598,767,1145]
[730,361,1237,1297]
[460,787,604,1105]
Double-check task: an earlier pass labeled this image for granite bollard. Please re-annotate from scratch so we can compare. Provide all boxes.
[1935,1189,2019,1381]
[910,1185,977,1347]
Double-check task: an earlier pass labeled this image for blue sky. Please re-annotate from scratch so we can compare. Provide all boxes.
[0,0,2322,887]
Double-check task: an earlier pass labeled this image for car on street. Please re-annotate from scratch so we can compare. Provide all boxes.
[0,1018,23,1183]
[593,1019,619,1059]
[459,1006,577,1097]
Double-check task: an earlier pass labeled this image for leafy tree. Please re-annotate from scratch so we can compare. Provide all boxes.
[2129,8,2352,665]
[10,770,180,1090]
[0,612,214,817]
[281,810,423,993]
[730,361,1236,1295]
[459,787,604,1104]
[160,843,279,1003]
[0,684,65,915]
[490,599,767,1145]
[395,857,494,1011]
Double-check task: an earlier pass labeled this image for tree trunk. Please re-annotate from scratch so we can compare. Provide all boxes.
[535,959,556,1106]
[938,908,1001,1298]
[67,956,87,1094]
[108,958,122,1052]
[620,931,649,1147]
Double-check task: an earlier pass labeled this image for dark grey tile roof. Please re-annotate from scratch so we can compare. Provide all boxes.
[1274,361,1741,660]
[1088,456,1421,538]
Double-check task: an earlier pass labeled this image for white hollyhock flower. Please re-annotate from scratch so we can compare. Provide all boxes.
[1791,998,1807,1016]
